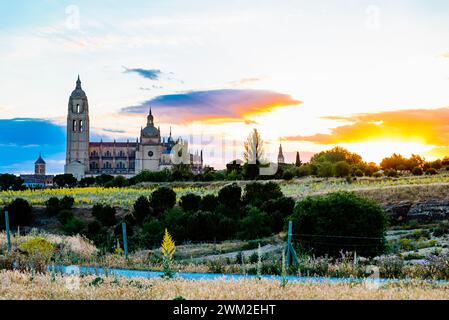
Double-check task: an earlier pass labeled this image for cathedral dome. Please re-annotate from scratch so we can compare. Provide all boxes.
[142,125,159,137]
[70,75,87,98]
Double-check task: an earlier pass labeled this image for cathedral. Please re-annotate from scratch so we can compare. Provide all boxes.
[64,76,203,180]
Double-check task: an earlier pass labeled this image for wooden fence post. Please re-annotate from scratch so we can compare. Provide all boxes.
[285,221,299,269]
[5,210,12,253]
[122,222,128,260]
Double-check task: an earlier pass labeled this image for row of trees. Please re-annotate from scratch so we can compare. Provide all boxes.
[1,186,389,258]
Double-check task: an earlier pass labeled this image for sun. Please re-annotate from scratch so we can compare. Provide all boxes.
[342,140,436,164]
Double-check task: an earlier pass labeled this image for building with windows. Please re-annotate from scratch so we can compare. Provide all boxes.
[20,154,54,188]
[64,76,203,180]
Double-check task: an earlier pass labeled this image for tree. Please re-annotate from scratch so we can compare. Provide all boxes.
[4,198,33,227]
[133,196,153,224]
[238,207,271,240]
[0,174,24,191]
[180,193,201,212]
[150,187,177,215]
[311,147,362,165]
[316,161,333,178]
[244,128,264,164]
[218,183,242,209]
[53,174,77,187]
[295,152,302,167]
[289,192,388,257]
[333,161,350,177]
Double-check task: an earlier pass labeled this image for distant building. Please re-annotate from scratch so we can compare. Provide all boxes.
[277,144,285,164]
[20,155,54,188]
[64,76,204,180]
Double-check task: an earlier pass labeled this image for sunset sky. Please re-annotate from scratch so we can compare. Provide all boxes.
[1,0,449,173]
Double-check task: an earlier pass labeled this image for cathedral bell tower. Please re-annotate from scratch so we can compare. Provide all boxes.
[64,75,90,179]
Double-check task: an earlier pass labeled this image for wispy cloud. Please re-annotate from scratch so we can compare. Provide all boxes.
[123,67,163,80]
[121,89,301,124]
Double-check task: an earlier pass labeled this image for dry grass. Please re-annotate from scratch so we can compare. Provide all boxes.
[1,270,448,300]
[0,232,97,258]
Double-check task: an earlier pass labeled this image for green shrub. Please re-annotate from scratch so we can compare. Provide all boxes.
[57,210,74,225]
[186,210,221,241]
[425,168,437,175]
[333,161,350,177]
[45,197,60,216]
[180,193,201,212]
[237,206,271,240]
[4,198,33,227]
[243,182,282,207]
[282,170,294,181]
[133,196,153,224]
[92,204,117,227]
[60,196,74,210]
[412,167,423,176]
[372,172,383,178]
[354,169,364,177]
[218,183,242,208]
[384,169,398,177]
[64,217,86,235]
[200,194,218,212]
[261,196,295,232]
[150,187,176,215]
[289,191,388,257]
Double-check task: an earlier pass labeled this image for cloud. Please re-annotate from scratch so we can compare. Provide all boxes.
[123,67,163,80]
[284,108,449,147]
[121,89,301,124]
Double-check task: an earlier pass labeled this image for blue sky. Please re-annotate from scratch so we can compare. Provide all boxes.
[1,1,449,173]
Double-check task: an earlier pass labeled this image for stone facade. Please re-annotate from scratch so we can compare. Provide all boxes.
[64,76,203,179]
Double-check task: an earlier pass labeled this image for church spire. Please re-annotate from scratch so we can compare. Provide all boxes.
[76,75,82,89]
[147,108,154,126]
[277,143,285,164]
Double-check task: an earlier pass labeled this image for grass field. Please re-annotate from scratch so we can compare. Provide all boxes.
[1,270,449,300]
[2,174,449,208]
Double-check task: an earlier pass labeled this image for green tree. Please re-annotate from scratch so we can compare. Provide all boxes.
[333,161,350,177]
[289,192,388,257]
[150,187,177,216]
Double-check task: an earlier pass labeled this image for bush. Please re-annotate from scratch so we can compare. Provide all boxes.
[218,183,242,208]
[133,196,153,225]
[237,206,271,240]
[57,210,74,225]
[282,170,294,181]
[45,197,60,216]
[316,161,333,178]
[354,169,364,177]
[261,196,295,232]
[64,217,86,235]
[289,191,388,257]
[19,237,54,272]
[186,210,221,241]
[243,182,282,207]
[333,161,350,177]
[180,193,201,212]
[87,220,102,236]
[92,204,117,227]
[297,164,312,177]
[384,169,398,177]
[162,207,187,240]
[412,167,423,176]
[425,168,437,175]
[150,187,176,215]
[142,217,164,245]
[372,172,383,178]
[4,198,33,227]
[60,196,75,210]
[200,194,219,212]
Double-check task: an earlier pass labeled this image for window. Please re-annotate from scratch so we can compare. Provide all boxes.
[79,120,83,132]
[73,120,77,132]
[76,104,80,113]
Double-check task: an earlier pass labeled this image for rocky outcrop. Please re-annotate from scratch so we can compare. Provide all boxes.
[384,200,449,223]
